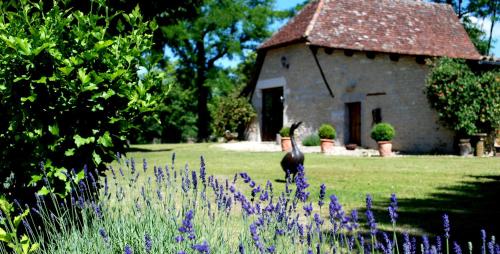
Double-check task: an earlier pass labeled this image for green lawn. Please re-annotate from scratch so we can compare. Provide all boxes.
[119,143,500,241]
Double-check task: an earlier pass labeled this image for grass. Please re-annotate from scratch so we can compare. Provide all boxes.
[122,143,500,239]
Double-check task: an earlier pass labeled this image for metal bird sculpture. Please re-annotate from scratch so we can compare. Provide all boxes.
[280,121,304,181]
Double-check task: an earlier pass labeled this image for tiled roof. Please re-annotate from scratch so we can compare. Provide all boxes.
[260,0,481,60]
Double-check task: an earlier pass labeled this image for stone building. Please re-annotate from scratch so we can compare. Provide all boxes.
[245,0,481,153]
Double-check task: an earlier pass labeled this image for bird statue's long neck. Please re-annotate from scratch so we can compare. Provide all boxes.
[290,127,299,156]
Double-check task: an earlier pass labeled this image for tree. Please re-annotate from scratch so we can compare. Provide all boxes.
[468,0,499,55]
[0,1,162,200]
[161,0,287,141]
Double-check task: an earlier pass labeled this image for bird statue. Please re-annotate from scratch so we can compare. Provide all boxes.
[280,121,304,181]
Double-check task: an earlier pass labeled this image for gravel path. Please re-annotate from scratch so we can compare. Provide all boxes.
[213,141,381,157]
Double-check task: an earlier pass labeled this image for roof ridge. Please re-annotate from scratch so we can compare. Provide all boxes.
[304,0,324,38]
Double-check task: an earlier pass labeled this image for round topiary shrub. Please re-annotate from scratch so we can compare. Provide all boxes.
[318,124,336,139]
[279,127,290,137]
[371,123,396,142]
[302,134,320,146]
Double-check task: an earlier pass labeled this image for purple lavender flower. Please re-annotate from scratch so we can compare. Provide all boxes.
[143,158,147,172]
[192,171,198,190]
[366,209,377,235]
[307,248,313,254]
[303,202,313,217]
[229,185,236,193]
[403,232,411,254]
[436,236,442,253]
[318,183,326,207]
[313,213,324,227]
[238,243,245,254]
[93,202,103,219]
[423,235,430,254]
[481,229,487,254]
[104,176,109,196]
[295,165,310,202]
[267,245,275,253]
[249,181,256,188]
[200,156,206,187]
[124,244,133,254]
[192,241,210,253]
[144,234,152,253]
[266,180,273,194]
[249,223,264,252]
[329,195,345,233]
[178,210,195,240]
[488,240,495,254]
[454,242,462,254]
[259,191,269,202]
[443,214,450,238]
[175,236,184,243]
[389,193,398,224]
[131,158,136,175]
[251,185,261,200]
[99,228,109,243]
[366,194,373,210]
[347,209,359,231]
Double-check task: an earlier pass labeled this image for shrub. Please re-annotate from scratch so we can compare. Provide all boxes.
[371,122,396,142]
[279,127,290,137]
[0,2,160,200]
[211,94,256,138]
[426,58,500,136]
[302,134,320,146]
[318,124,336,139]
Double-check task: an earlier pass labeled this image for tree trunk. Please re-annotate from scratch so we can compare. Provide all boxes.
[195,40,210,141]
[487,1,497,55]
[196,80,210,141]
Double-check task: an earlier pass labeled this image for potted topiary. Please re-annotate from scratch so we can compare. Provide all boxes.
[279,127,291,151]
[370,122,395,157]
[318,124,336,153]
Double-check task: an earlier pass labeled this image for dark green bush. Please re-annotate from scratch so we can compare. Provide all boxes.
[302,134,320,146]
[318,124,336,139]
[279,127,290,137]
[211,94,256,138]
[426,58,500,136]
[370,123,396,142]
[0,2,160,200]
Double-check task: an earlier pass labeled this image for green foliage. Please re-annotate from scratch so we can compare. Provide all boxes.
[0,1,160,199]
[370,123,396,142]
[279,127,290,137]
[426,58,500,136]
[302,134,320,146]
[0,197,39,253]
[211,94,256,138]
[162,0,289,140]
[318,124,336,139]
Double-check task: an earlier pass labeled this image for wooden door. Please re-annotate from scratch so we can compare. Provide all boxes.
[347,102,361,145]
[262,87,283,141]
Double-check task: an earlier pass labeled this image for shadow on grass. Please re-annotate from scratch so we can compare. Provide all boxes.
[126,147,173,153]
[369,174,500,243]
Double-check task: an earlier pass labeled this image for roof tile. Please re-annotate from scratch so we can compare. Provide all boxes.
[260,0,481,60]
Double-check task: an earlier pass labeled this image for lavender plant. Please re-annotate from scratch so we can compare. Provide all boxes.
[2,155,499,254]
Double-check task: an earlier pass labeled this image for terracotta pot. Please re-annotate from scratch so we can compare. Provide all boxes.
[281,137,292,152]
[320,139,334,153]
[377,141,392,157]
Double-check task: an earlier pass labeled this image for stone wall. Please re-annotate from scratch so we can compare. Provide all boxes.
[250,44,455,153]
